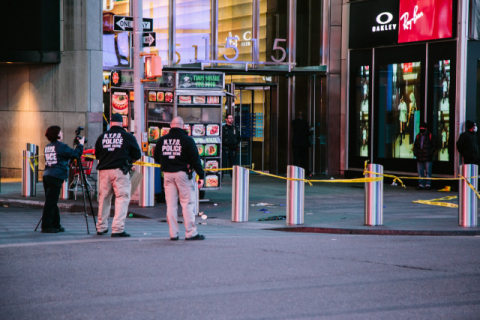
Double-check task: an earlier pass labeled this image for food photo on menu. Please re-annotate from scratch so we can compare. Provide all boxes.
[112,92,129,115]
[194,96,206,104]
[178,95,191,104]
[197,145,205,156]
[157,92,165,102]
[206,124,219,136]
[148,91,156,102]
[148,127,160,142]
[204,144,218,156]
[165,92,173,103]
[192,124,206,136]
[205,174,219,187]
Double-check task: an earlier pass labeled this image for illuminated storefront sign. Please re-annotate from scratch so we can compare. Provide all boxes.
[349,0,399,49]
[398,0,453,43]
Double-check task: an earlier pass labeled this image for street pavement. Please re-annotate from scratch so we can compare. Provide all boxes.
[1,207,480,319]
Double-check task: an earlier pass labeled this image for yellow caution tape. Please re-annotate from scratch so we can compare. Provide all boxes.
[133,161,161,168]
[28,158,35,172]
[413,195,458,208]
[103,113,109,124]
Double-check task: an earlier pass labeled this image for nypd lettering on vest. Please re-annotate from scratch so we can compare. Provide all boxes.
[162,139,182,159]
[102,133,124,151]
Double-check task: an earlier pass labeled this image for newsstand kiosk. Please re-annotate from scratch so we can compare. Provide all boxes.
[110,70,226,197]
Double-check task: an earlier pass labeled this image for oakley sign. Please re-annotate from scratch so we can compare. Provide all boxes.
[372,12,397,32]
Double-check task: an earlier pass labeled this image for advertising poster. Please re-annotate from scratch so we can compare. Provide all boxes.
[432,60,450,161]
[356,66,370,157]
[398,0,453,43]
[378,62,421,159]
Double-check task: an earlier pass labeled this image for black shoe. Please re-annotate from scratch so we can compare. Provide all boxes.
[57,227,65,232]
[41,228,59,233]
[111,231,130,237]
[426,186,431,190]
[416,186,425,190]
[186,234,205,241]
[170,236,179,241]
[97,229,108,235]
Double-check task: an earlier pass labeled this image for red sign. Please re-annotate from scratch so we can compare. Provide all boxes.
[398,0,453,43]
[403,63,413,73]
[112,71,120,85]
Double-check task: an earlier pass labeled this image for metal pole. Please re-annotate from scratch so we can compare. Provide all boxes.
[133,0,145,149]
[168,0,176,67]
[22,151,36,197]
[286,165,304,225]
[26,143,39,183]
[59,167,69,200]
[139,155,155,207]
[232,165,249,222]
[364,163,383,226]
[193,172,200,216]
[459,164,478,227]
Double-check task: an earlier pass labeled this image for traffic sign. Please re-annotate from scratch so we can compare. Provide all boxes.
[113,16,154,32]
[143,32,156,47]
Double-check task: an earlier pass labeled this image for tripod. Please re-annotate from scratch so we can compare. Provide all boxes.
[35,155,97,234]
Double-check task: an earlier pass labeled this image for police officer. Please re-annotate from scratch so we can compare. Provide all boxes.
[222,114,241,178]
[95,113,141,237]
[153,116,205,241]
[41,126,85,233]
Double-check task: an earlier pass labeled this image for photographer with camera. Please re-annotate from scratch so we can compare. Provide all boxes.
[41,126,85,233]
[153,116,205,241]
[94,114,141,237]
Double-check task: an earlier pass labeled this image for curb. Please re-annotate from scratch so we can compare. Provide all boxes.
[0,198,78,212]
[266,226,480,236]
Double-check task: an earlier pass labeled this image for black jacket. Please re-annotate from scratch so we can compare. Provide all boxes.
[413,131,437,162]
[153,127,205,179]
[44,141,84,180]
[292,118,311,147]
[95,126,141,170]
[456,131,480,164]
[222,124,241,149]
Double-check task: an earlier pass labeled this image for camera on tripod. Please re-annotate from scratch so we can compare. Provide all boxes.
[73,126,88,146]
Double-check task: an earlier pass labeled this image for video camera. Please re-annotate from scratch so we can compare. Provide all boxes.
[73,126,88,146]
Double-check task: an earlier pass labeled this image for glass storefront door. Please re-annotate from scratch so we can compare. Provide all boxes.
[234,85,271,172]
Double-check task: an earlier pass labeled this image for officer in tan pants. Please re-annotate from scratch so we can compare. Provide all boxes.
[154,116,205,240]
[94,113,141,237]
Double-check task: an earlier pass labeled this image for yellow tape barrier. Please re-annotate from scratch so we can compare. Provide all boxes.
[413,196,458,208]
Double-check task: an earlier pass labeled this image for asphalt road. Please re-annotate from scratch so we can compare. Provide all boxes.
[1,207,479,319]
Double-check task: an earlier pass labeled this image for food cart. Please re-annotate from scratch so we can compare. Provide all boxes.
[110,70,226,194]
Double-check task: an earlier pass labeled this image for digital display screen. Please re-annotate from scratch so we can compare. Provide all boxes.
[432,60,451,161]
[378,62,422,159]
[398,0,453,43]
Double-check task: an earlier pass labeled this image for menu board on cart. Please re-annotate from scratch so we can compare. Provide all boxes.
[143,71,226,191]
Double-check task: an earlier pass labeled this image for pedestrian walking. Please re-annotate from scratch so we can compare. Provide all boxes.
[413,122,437,190]
[222,114,241,178]
[456,120,480,165]
[95,113,141,237]
[41,126,85,233]
[153,116,206,241]
[292,111,312,176]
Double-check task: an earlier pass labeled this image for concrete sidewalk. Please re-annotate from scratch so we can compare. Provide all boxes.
[1,174,479,235]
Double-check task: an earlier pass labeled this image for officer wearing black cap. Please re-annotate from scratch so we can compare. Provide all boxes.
[457,120,480,165]
[94,113,141,237]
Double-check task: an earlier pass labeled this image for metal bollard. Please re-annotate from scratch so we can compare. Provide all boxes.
[193,172,200,216]
[59,167,69,200]
[232,165,249,222]
[286,165,305,225]
[365,163,383,226]
[26,143,39,183]
[22,150,36,197]
[139,155,154,207]
[459,164,478,227]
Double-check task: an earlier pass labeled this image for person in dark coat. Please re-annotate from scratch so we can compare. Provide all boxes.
[413,122,437,190]
[42,126,84,233]
[292,111,312,175]
[456,120,480,165]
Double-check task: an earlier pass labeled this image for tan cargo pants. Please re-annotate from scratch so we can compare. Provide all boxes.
[164,171,198,239]
[97,169,131,233]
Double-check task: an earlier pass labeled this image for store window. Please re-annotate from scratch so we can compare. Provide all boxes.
[431,60,451,161]
[176,0,211,64]
[103,1,131,68]
[355,66,370,157]
[143,0,169,65]
[377,62,422,159]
